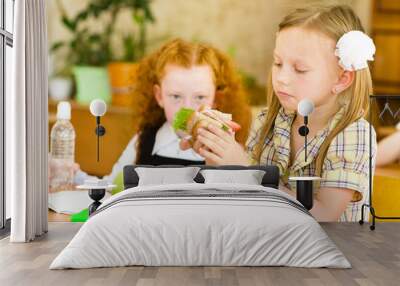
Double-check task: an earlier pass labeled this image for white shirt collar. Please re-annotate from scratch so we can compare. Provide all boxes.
[152,122,178,153]
[151,122,204,161]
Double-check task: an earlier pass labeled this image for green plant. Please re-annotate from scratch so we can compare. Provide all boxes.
[51,0,155,74]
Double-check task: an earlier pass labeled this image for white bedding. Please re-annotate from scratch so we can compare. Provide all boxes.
[50,183,351,269]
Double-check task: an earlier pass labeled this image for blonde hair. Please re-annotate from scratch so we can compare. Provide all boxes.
[134,38,252,162]
[253,5,373,176]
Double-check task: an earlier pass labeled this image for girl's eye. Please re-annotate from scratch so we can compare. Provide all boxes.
[295,68,308,74]
[170,94,181,100]
[196,95,207,101]
[274,62,282,67]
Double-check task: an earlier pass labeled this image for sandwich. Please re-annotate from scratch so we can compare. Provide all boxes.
[172,106,241,144]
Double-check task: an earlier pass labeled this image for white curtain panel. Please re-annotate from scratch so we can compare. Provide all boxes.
[6,0,48,242]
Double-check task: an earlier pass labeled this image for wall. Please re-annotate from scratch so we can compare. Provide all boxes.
[47,0,372,85]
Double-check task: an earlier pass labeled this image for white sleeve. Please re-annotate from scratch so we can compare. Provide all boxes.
[102,134,139,183]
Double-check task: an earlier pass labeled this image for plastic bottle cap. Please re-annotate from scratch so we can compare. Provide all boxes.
[57,101,71,120]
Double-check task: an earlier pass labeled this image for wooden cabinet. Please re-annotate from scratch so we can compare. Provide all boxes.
[370,1,400,137]
[374,33,400,87]
[49,100,139,177]
[371,0,400,94]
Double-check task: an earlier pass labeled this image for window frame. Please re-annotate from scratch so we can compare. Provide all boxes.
[0,0,14,235]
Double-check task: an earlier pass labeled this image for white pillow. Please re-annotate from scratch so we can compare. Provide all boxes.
[135,167,201,186]
[200,169,266,185]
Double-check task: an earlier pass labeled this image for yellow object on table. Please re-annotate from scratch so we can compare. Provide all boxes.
[372,164,400,222]
[112,171,125,195]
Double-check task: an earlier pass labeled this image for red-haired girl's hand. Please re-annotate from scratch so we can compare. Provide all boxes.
[48,153,80,192]
[193,125,251,166]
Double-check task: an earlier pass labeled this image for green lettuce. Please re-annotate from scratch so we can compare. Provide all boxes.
[173,108,195,131]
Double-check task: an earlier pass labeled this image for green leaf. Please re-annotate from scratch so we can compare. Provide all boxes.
[226,46,237,58]
[50,42,64,53]
[144,6,155,22]
[133,11,145,24]
[61,16,76,31]
[75,11,88,23]
[122,34,136,61]
[88,34,102,43]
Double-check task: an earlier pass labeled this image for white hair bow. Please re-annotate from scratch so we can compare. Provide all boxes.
[334,30,376,71]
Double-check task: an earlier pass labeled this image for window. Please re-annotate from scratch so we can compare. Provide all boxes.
[1,0,14,234]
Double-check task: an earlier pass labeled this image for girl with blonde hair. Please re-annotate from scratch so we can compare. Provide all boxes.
[186,5,377,222]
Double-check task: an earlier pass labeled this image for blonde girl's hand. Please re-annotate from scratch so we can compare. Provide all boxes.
[194,124,251,166]
[179,138,192,151]
[179,138,209,156]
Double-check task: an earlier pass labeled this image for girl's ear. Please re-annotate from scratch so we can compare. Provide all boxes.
[153,84,164,108]
[332,70,355,94]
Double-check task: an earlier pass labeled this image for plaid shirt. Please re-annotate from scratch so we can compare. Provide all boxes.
[246,106,377,222]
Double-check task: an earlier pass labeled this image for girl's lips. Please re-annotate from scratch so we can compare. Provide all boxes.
[276,91,292,98]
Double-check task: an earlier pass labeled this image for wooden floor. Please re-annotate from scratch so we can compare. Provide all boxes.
[0,223,399,286]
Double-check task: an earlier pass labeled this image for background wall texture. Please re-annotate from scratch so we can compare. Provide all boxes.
[47,0,371,85]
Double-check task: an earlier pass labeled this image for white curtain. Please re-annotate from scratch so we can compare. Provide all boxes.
[6,0,48,242]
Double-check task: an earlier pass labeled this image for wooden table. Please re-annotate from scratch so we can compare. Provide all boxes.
[48,210,70,222]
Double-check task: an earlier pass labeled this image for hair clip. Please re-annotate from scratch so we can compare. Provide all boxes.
[335,31,376,71]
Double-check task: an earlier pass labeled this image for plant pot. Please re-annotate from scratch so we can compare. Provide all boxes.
[73,66,111,104]
[107,62,138,107]
[49,76,73,101]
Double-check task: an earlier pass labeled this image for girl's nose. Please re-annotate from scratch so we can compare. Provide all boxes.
[183,98,196,109]
[276,67,290,86]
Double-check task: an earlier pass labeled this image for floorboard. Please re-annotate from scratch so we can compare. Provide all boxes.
[0,222,399,286]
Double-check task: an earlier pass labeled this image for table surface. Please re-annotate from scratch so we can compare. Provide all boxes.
[48,210,70,222]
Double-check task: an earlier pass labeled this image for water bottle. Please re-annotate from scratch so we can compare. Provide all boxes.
[49,101,76,191]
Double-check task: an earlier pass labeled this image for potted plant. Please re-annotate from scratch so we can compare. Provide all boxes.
[48,54,73,102]
[51,0,155,105]
[107,4,155,107]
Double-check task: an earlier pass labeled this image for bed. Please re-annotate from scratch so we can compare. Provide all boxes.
[50,165,350,269]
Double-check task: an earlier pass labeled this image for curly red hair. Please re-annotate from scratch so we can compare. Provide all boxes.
[133,38,251,162]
